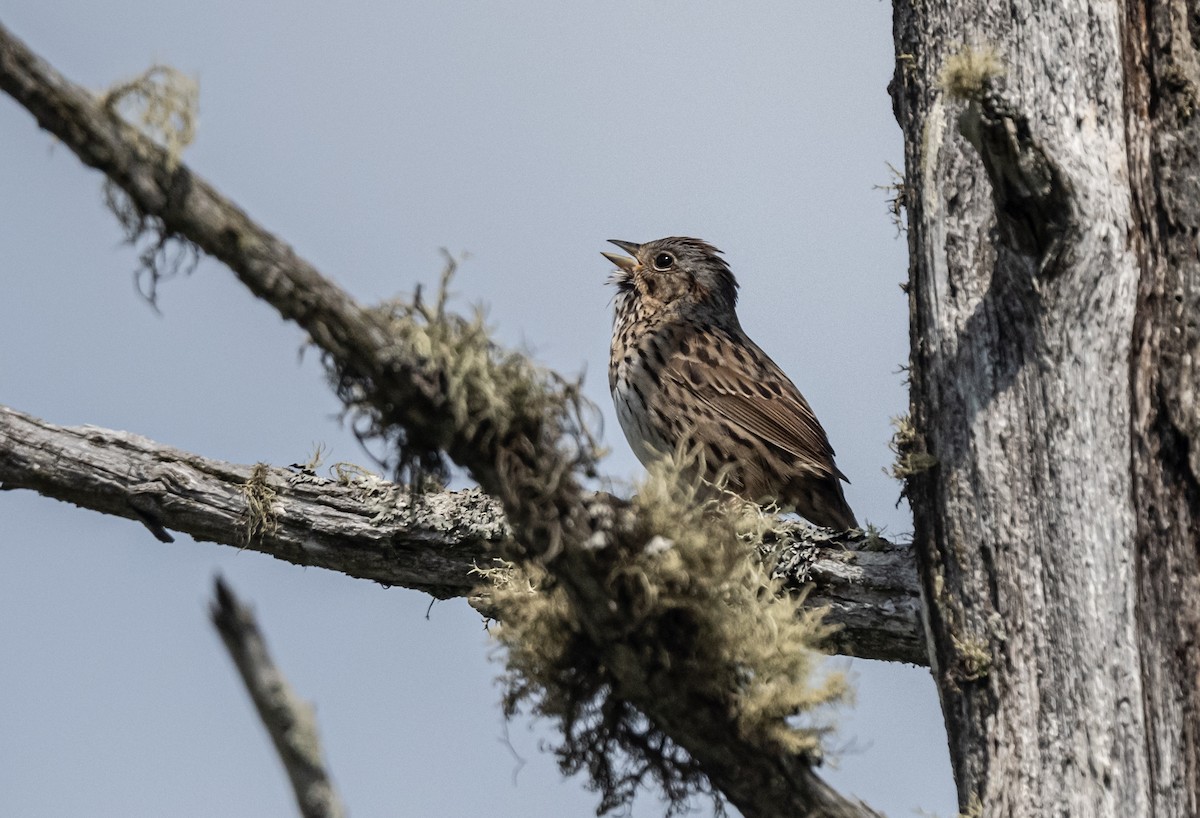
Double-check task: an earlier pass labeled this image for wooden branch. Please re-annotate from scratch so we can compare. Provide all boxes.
[0,403,925,664]
[211,576,347,818]
[0,18,510,495]
[0,404,498,598]
[0,22,899,816]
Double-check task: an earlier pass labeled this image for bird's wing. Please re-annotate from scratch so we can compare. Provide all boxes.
[662,333,845,481]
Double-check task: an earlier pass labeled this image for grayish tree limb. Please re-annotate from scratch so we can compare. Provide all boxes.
[0,403,926,664]
[210,576,347,818]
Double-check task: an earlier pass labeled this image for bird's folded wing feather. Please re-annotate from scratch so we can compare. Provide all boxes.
[663,340,844,481]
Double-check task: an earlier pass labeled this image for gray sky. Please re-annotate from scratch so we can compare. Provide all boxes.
[0,2,955,815]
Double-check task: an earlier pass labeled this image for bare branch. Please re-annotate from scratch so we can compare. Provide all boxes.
[0,404,496,597]
[210,576,347,818]
[0,403,925,664]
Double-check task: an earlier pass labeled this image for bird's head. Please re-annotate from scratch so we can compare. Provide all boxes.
[602,237,739,315]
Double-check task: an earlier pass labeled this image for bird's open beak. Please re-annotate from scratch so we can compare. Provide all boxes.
[602,240,641,271]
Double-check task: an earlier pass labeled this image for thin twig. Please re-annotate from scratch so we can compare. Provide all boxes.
[210,576,347,818]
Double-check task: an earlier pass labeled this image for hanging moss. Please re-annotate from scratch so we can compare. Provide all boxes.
[240,462,279,545]
[481,454,848,816]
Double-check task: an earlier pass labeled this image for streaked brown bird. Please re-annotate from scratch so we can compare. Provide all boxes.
[602,237,858,530]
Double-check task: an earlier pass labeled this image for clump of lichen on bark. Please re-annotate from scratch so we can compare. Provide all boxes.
[99,63,202,305]
[329,254,601,504]
[940,45,1004,101]
[484,453,847,816]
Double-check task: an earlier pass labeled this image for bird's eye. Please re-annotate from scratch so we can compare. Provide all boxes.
[653,252,675,271]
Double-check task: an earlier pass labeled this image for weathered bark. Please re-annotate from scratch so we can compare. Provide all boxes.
[0,404,502,598]
[1124,1,1200,812]
[893,0,1200,814]
[0,402,925,664]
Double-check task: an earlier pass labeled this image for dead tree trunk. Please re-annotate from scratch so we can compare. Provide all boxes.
[892,0,1200,815]
[1125,1,1200,812]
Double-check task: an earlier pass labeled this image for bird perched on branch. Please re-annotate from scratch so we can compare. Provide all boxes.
[602,237,858,530]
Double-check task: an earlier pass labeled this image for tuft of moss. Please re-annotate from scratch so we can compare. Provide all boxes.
[101,64,198,170]
[330,254,602,534]
[99,63,202,305]
[940,46,1005,102]
[482,452,848,815]
[890,413,938,479]
[240,462,279,545]
[300,443,328,473]
[952,635,992,682]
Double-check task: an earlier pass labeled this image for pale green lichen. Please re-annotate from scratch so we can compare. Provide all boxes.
[952,634,992,682]
[101,64,198,170]
[890,414,938,479]
[325,462,414,526]
[331,253,602,513]
[858,523,891,552]
[331,461,382,486]
[482,452,847,815]
[301,443,328,473]
[940,46,1005,102]
[384,255,591,454]
[240,462,279,545]
[98,64,201,306]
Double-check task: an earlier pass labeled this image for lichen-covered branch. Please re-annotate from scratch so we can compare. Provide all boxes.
[0,19,585,552]
[0,403,925,664]
[0,404,501,598]
[211,577,347,818]
[0,21,890,816]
